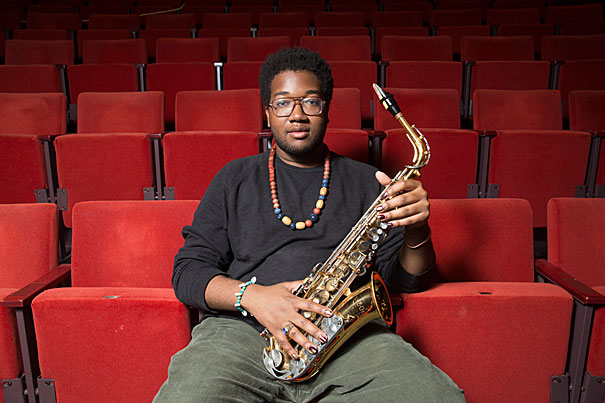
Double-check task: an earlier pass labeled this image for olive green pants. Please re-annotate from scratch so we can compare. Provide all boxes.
[154,317,465,403]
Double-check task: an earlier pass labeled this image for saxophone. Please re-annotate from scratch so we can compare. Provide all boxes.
[261,84,431,382]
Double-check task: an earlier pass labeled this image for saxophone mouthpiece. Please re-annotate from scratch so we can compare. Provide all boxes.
[372,83,401,117]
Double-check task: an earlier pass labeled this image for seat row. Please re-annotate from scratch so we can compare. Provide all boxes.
[0,89,603,231]
[1,197,603,402]
[1,2,604,28]
[2,36,605,124]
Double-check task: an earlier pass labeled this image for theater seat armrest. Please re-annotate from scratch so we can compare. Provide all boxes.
[390,295,403,308]
[1,264,71,308]
[535,259,605,305]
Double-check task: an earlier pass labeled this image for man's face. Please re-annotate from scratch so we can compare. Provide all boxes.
[265,70,328,157]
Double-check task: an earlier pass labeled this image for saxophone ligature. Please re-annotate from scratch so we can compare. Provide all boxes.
[261,84,431,382]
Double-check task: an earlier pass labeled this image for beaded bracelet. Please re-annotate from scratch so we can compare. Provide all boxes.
[234,276,256,317]
[404,229,432,249]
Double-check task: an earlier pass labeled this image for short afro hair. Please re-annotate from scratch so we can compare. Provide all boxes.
[258,47,333,109]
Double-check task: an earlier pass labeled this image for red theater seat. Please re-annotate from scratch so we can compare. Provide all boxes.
[68,39,147,110]
[328,61,376,123]
[26,12,81,30]
[11,29,71,41]
[223,61,263,90]
[300,35,372,61]
[497,23,555,55]
[541,34,605,62]
[568,90,605,198]
[436,25,490,56]
[4,39,74,65]
[145,13,196,30]
[54,133,157,228]
[384,128,478,199]
[0,65,63,93]
[398,198,572,402]
[258,28,309,48]
[197,28,251,60]
[30,201,196,403]
[0,93,67,204]
[536,198,605,403]
[385,61,462,97]
[374,88,461,132]
[556,60,605,114]
[138,29,193,59]
[371,10,423,28]
[87,13,140,30]
[381,35,452,61]
[227,36,291,62]
[461,35,534,62]
[175,89,262,132]
[314,11,364,28]
[76,91,164,134]
[155,37,219,63]
[259,11,310,28]
[0,203,59,400]
[202,12,251,29]
[163,131,261,200]
[473,89,591,227]
[486,7,541,26]
[545,4,604,26]
[429,8,482,27]
[76,29,133,59]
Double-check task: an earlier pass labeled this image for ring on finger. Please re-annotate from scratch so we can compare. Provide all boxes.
[282,324,294,335]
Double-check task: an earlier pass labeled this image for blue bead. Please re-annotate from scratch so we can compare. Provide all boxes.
[310,214,318,222]
[322,179,329,186]
[277,213,284,220]
[274,208,281,214]
[289,223,296,229]
[318,195,325,200]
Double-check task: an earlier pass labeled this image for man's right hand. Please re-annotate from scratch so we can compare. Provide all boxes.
[242,281,332,361]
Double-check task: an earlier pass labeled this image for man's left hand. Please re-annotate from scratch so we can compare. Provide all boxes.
[374,171,430,230]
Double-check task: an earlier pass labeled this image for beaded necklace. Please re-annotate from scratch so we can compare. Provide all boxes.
[269,146,331,230]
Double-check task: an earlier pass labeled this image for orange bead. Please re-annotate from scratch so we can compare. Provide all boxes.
[305,220,312,227]
[313,208,321,215]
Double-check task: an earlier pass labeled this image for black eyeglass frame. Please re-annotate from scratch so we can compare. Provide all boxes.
[267,96,326,117]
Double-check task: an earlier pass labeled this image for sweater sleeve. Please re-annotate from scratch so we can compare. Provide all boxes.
[172,166,234,312]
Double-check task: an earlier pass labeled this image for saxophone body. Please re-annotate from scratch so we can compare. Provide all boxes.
[261,84,430,382]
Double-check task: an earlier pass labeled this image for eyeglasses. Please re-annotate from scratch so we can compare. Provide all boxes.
[268,97,325,117]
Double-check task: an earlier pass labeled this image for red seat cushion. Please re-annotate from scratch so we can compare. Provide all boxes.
[32,287,191,403]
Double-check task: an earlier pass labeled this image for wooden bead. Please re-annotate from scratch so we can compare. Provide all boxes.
[319,187,328,196]
[281,216,292,226]
[316,200,324,209]
[295,222,306,230]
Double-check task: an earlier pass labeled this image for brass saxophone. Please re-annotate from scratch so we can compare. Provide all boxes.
[261,84,431,382]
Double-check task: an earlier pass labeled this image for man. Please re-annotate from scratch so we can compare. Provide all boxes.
[154,47,465,402]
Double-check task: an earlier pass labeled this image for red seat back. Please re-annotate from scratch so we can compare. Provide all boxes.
[374,88,461,131]
[70,200,199,287]
[461,35,534,61]
[547,198,605,287]
[175,89,262,132]
[227,36,291,62]
[155,37,219,62]
[473,89,562,131]
[5,39,74,65]
[0,93,67,135]
[300,35,372,61]
[382,35,452,61]
[76,91,164,134]
[82,38,147,64]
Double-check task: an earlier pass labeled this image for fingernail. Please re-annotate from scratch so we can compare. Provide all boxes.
[376,205,383,211]
[378,214,385,220]
[291,353,299,360]
[319,334,328,343]
[324,309,332,316]
[387,222,394,228]
[382,191,389,198]
[308,345,318,354]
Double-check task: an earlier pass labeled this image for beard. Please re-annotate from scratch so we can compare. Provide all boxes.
[271,122,327,157]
